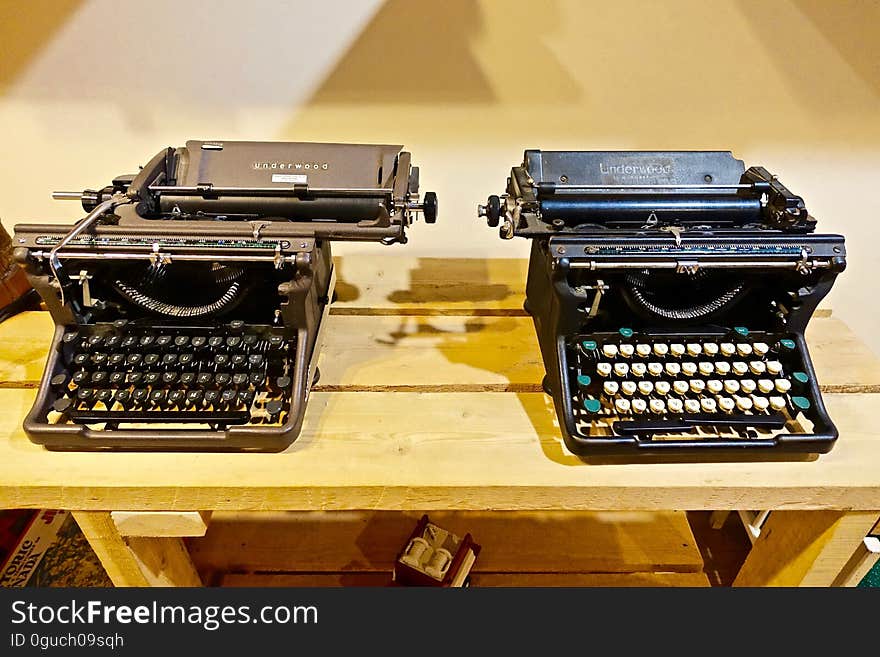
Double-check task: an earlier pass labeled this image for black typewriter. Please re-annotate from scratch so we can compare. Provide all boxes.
[479,150,845,457]
[14,140,437,451]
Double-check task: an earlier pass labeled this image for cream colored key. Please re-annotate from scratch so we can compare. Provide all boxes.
[673,380,690,395]
[603,381,620,396]
[670,343,685,357]
[740,379,757,394]
[714,361,731,376]
[775,378,792,393]
[631,363,647,377]
[749,360,766,375]
[685,399,701,413]
[752,396,769,412]
[668,398,684,413]
[732,362,748,376]
[720,343,735,356]
[753,342,770,356]
[707,379,723,394]
[615,398,631,414]
[614,363,629,377]
[638,381,654,395]
[655,381,671,395]
[653,343,669,357]
[602,344,618,358]
[619,344,635,358]
[703,343,719,356]
[597,363,613,377]
[737,343,753,357]
[648,362,664,377]
[718,397,735,413]
[736,396,753,411]
[636,343,651,358]
[690,379,706,393]
[757,379,775,394]
[766,360,783,376]
[724,379,740,394]
[621,381,638,395]
[631,398,647,414]
[770,396,787,411]
[698,361,714,376]
[650,399,666,414]
[686,343,701,357]
[701,398,717,413]
[682,362,698,376]
[665,362,681,377]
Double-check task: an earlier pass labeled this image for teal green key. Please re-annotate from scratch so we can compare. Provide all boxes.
[577,374,592,388]
[792,396,811,410]
[793,371,809,384]
[780,338,796,350]
[619,327,634,338]
[734,326,749,337]
[583,398,602,413]
[581,340,597,351]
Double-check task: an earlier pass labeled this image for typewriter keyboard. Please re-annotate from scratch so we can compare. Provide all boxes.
[46,321,294,428]
[569,327,819,440]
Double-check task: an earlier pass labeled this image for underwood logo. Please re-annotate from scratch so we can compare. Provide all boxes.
[599,163,672,176]
[253,161,330,171]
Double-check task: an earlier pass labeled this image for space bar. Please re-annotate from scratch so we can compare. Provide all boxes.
[69,410,250,424]
[615,412,787,435]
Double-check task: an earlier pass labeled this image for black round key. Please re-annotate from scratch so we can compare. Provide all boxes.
[105,335,122,349]
[174,335,190,348]
[128,372,144,385]
[62,331,79,344]
[72,371,89,385]
[53,397,74,413]
[149,390,166,406]
[51,373,68,388]
[197,372,213,386]
[208,336,224,348]
[215,354,230,367]
[91,371,108,385]
[91,352,108,365]
[248,354,264,367]
[242,334,258,347]
[191,336,207,349]
[109,372,126,386]
[73,353,90,366]
[77,387,95,402]
[221,389,237,404]
[132,388,149,404]
[232,373,249,386]
[204,390,221,406]
[144,372,161,385]
[113,319,129,329]
[139,334,156,347]
[237,389,255,406]
[268,335,284,349]
[97,389,113,403]
[229,320,245,331]
[156,335,173,348]
[87,334,104,348]
[168,390,186,406]
[249,372,265,387]
[179,353,195,366]
[215,373,231,386]
[143,353,160,366]
[275,375,291,390]
[231,354,247,367]
[109,353,125,367]
[180,372,196,386]
[115,390,131,405]
[121,335,138,349]
[126,353,142,366]
[162,353,178,366]
[226,336,241,348]
[186,390,204,406]
[266,400,283,416]
[162,371,178,385]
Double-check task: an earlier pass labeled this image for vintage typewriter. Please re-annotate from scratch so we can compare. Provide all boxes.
[479,151,845,456]
[14,140,436,451]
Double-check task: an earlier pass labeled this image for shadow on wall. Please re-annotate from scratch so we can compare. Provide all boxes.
[0,0,83,93]
[309,0,580,105]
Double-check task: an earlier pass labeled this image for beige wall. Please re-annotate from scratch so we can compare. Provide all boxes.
[1,0,878,350]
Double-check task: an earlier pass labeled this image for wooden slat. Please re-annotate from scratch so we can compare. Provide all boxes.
[1,389,879,512]
[0,313,870,391]
[220,572,710,587]
[188,510,703,574]
[112,511,212,537]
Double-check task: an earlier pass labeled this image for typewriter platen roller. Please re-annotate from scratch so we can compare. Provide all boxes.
[480,151,845,457]
[14,140,436,451]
